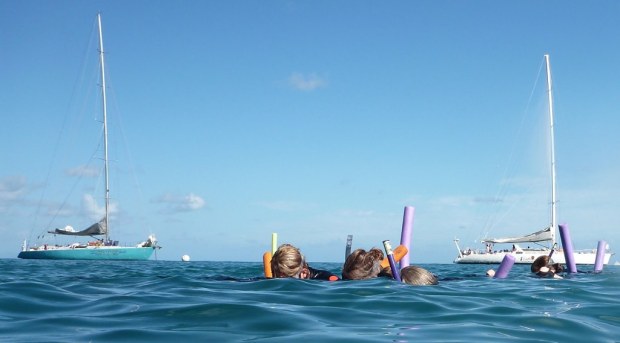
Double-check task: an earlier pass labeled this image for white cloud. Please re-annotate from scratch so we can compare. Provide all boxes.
[288,72,327,91]
[83,194,117,220]
[153,192,206,213]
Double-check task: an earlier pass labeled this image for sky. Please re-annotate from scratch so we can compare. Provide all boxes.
[1,1,619,263]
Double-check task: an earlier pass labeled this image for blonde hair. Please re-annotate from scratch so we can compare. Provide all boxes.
[400,266,437,286]
[271,244,306,278]
[342,248,384,280]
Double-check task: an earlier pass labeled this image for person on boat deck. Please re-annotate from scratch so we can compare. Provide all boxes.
[400,266,438,286]
[341,248,392,280]
[270,244,339,281]
[531,255,563,279]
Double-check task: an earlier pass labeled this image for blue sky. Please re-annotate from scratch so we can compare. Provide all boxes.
[2,1,619,263]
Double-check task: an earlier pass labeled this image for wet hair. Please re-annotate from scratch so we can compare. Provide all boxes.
[342,248,384,280]
[531,255,563,276]
[271,244,306,278]
[400,266,438,286]
[531,255,550,273]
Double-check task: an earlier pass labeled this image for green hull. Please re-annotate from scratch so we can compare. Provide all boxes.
[18,246,155,260]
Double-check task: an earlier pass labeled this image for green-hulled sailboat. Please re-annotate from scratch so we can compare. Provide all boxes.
[18,14,158,260]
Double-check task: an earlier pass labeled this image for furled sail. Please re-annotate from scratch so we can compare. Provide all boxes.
[482,227,553,244]
[48,218,107,236]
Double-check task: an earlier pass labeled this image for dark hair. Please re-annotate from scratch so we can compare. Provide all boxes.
[342,248,384,280]
[531,255,549,273]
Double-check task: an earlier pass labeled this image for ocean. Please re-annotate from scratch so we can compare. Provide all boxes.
[1,259,619,342]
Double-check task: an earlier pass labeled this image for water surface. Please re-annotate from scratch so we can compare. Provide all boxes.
[1,259,618,342]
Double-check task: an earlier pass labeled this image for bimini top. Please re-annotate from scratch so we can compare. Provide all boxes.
[48,219,107,236]
[482,227,553,244]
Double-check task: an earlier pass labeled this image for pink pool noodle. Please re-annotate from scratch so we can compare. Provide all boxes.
[559,224,577,273]
[494,254,515,279]
[399,206,414,268]
[594,240,606,273]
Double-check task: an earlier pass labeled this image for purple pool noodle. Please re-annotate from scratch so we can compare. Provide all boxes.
[494,254,515,279]
[399,206,414,268]
[594,240,606,273]
[559,224,577,273]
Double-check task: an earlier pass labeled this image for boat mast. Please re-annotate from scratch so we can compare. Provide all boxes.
[544,54,557,247]
[97,13,110,242]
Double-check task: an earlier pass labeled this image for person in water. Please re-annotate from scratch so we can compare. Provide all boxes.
[531,255,563,279]
[400,265,438,286]
[270,244,339,281]
[341,248,392,280]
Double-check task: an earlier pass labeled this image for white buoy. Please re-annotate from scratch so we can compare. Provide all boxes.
[182,254,190,262]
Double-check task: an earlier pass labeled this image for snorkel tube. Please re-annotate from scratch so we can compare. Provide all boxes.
[382,240,401,281]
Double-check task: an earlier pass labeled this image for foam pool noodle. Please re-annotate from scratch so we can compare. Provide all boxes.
[594,240,607,273]
[380,245,408,269]
[559,224,577,273]
[494,254,515,279]
[263,251,273,278]
[399,206,414,268]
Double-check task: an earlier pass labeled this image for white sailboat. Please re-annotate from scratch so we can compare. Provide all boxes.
[454,55,612,265]
[18,14,159,260]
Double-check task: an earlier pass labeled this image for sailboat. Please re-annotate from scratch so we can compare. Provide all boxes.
[18,14,158,260]
[454,55,612,265]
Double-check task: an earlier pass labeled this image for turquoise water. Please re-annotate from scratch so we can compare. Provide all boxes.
[1,259,619,342]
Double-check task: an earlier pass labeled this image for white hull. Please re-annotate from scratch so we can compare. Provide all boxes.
[454,249,612,265]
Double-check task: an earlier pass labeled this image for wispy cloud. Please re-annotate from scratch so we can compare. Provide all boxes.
[66,165,99,177]
[83,194,117,221]
[288,72,327,91]
[0,176,28,202]
[153,193,206,213]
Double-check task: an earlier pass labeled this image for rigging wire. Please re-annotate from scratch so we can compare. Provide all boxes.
[479,56,548,241]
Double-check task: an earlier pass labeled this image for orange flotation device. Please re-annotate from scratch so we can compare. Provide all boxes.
[263,251,273,278]
[380,245,408,269]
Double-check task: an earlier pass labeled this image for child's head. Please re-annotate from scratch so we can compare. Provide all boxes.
[271,244,307,278]
[531,255,563,277]
[531,255,550,273]
[400,266,438,286]
[342,248,384,280]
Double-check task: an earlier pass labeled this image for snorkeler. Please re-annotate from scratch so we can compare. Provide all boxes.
[531,255,563,279]
[341,248,393,280]
[400,265,438,286]
[270,244,339,281]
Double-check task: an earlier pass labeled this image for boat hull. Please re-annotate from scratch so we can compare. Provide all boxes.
[17,246,155,260]
[454,250,612,265]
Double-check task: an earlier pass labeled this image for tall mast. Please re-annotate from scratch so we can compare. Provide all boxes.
[544,54,557,246]
[97,13,110,242]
